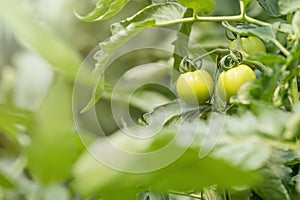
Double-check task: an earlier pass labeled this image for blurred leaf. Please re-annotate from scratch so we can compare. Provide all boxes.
[102,62,172,112]
[246,53,286,66]
[256,0,280,17]
[283,104,300,140]
[27,77,83,184]
[0,170,14,189]
[83,2,184,112]
[255,106,289,138]
[254,160,292,200]
[210,135,271,170]
[75,0,130,22]
[236,68,280,104]
[257,0,300,16]
[143,100,206,125]
[278,0,300,15]
[279,23,293,35]
[177,0,215,13]
[44,184,70,200]
[72,127,259,198]
[0,104,32,142]
[0,0,81,81]
[272,149,300,165]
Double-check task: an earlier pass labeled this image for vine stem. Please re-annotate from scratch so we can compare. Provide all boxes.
[157,1,268,26]
[271,39,290,57]
[244,15,270,26]
[155,0,290,57]
[265,138,300,151]
[291,76,299,105]
[194,48,230,62]
[243,60,273,75]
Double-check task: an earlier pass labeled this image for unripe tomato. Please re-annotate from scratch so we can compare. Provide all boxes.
[217,64,256,102]
[176,70,213,105]
[229,36,266,56]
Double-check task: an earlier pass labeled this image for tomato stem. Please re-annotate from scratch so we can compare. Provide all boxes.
[270,39,291,57]
[265,138,300,151]
[244,15,270,26]
[194,49,231,63]
[291,76,299,106]
[243,60,273,75]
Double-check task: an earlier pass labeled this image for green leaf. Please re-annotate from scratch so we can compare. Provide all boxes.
[72,128,259,198]
[0,104,32,143]
[44,184,70,200]
[0,170,14,189]
[278,0,300,15]
[246,53,286,66]
[210,115,272,170]
[83,3,184,112]
[254,160,292,200]
[143,100,207,126]
[75,0,130,22]
[256,0,280,17]
[0,0,81,81]
[208,106,289,173]
[222,21,278,42]
[177,0,215,13]
[255,106,289,138]
[257,0,300,16]
[27,77,84,184]
[283,104,300,140]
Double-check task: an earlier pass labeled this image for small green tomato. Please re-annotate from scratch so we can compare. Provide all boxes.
[229,36,266,56]
[176,70,213,105]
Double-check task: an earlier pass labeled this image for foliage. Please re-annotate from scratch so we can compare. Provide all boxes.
[0,0,300,199]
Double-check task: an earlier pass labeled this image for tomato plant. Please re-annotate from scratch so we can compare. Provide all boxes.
[176,70,213,105]
[0,0,300,199]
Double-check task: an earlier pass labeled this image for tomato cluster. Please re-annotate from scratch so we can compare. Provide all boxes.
[176,36,264,105]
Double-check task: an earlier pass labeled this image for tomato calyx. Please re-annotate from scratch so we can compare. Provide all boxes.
[179,56,202,73]
[218,49,243,71]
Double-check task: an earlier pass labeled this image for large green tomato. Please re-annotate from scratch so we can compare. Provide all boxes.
[229,36,266,56]
[217,64,256,102]
[176,70,213,105]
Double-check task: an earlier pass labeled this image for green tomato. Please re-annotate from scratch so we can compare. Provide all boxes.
[176,70,213,105]
[229,36,266,56]
[217,64,256,102]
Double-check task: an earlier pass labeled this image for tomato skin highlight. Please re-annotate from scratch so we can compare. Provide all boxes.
[176,70,214,105]
[229,36,266,56]
[217,64,256,102]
